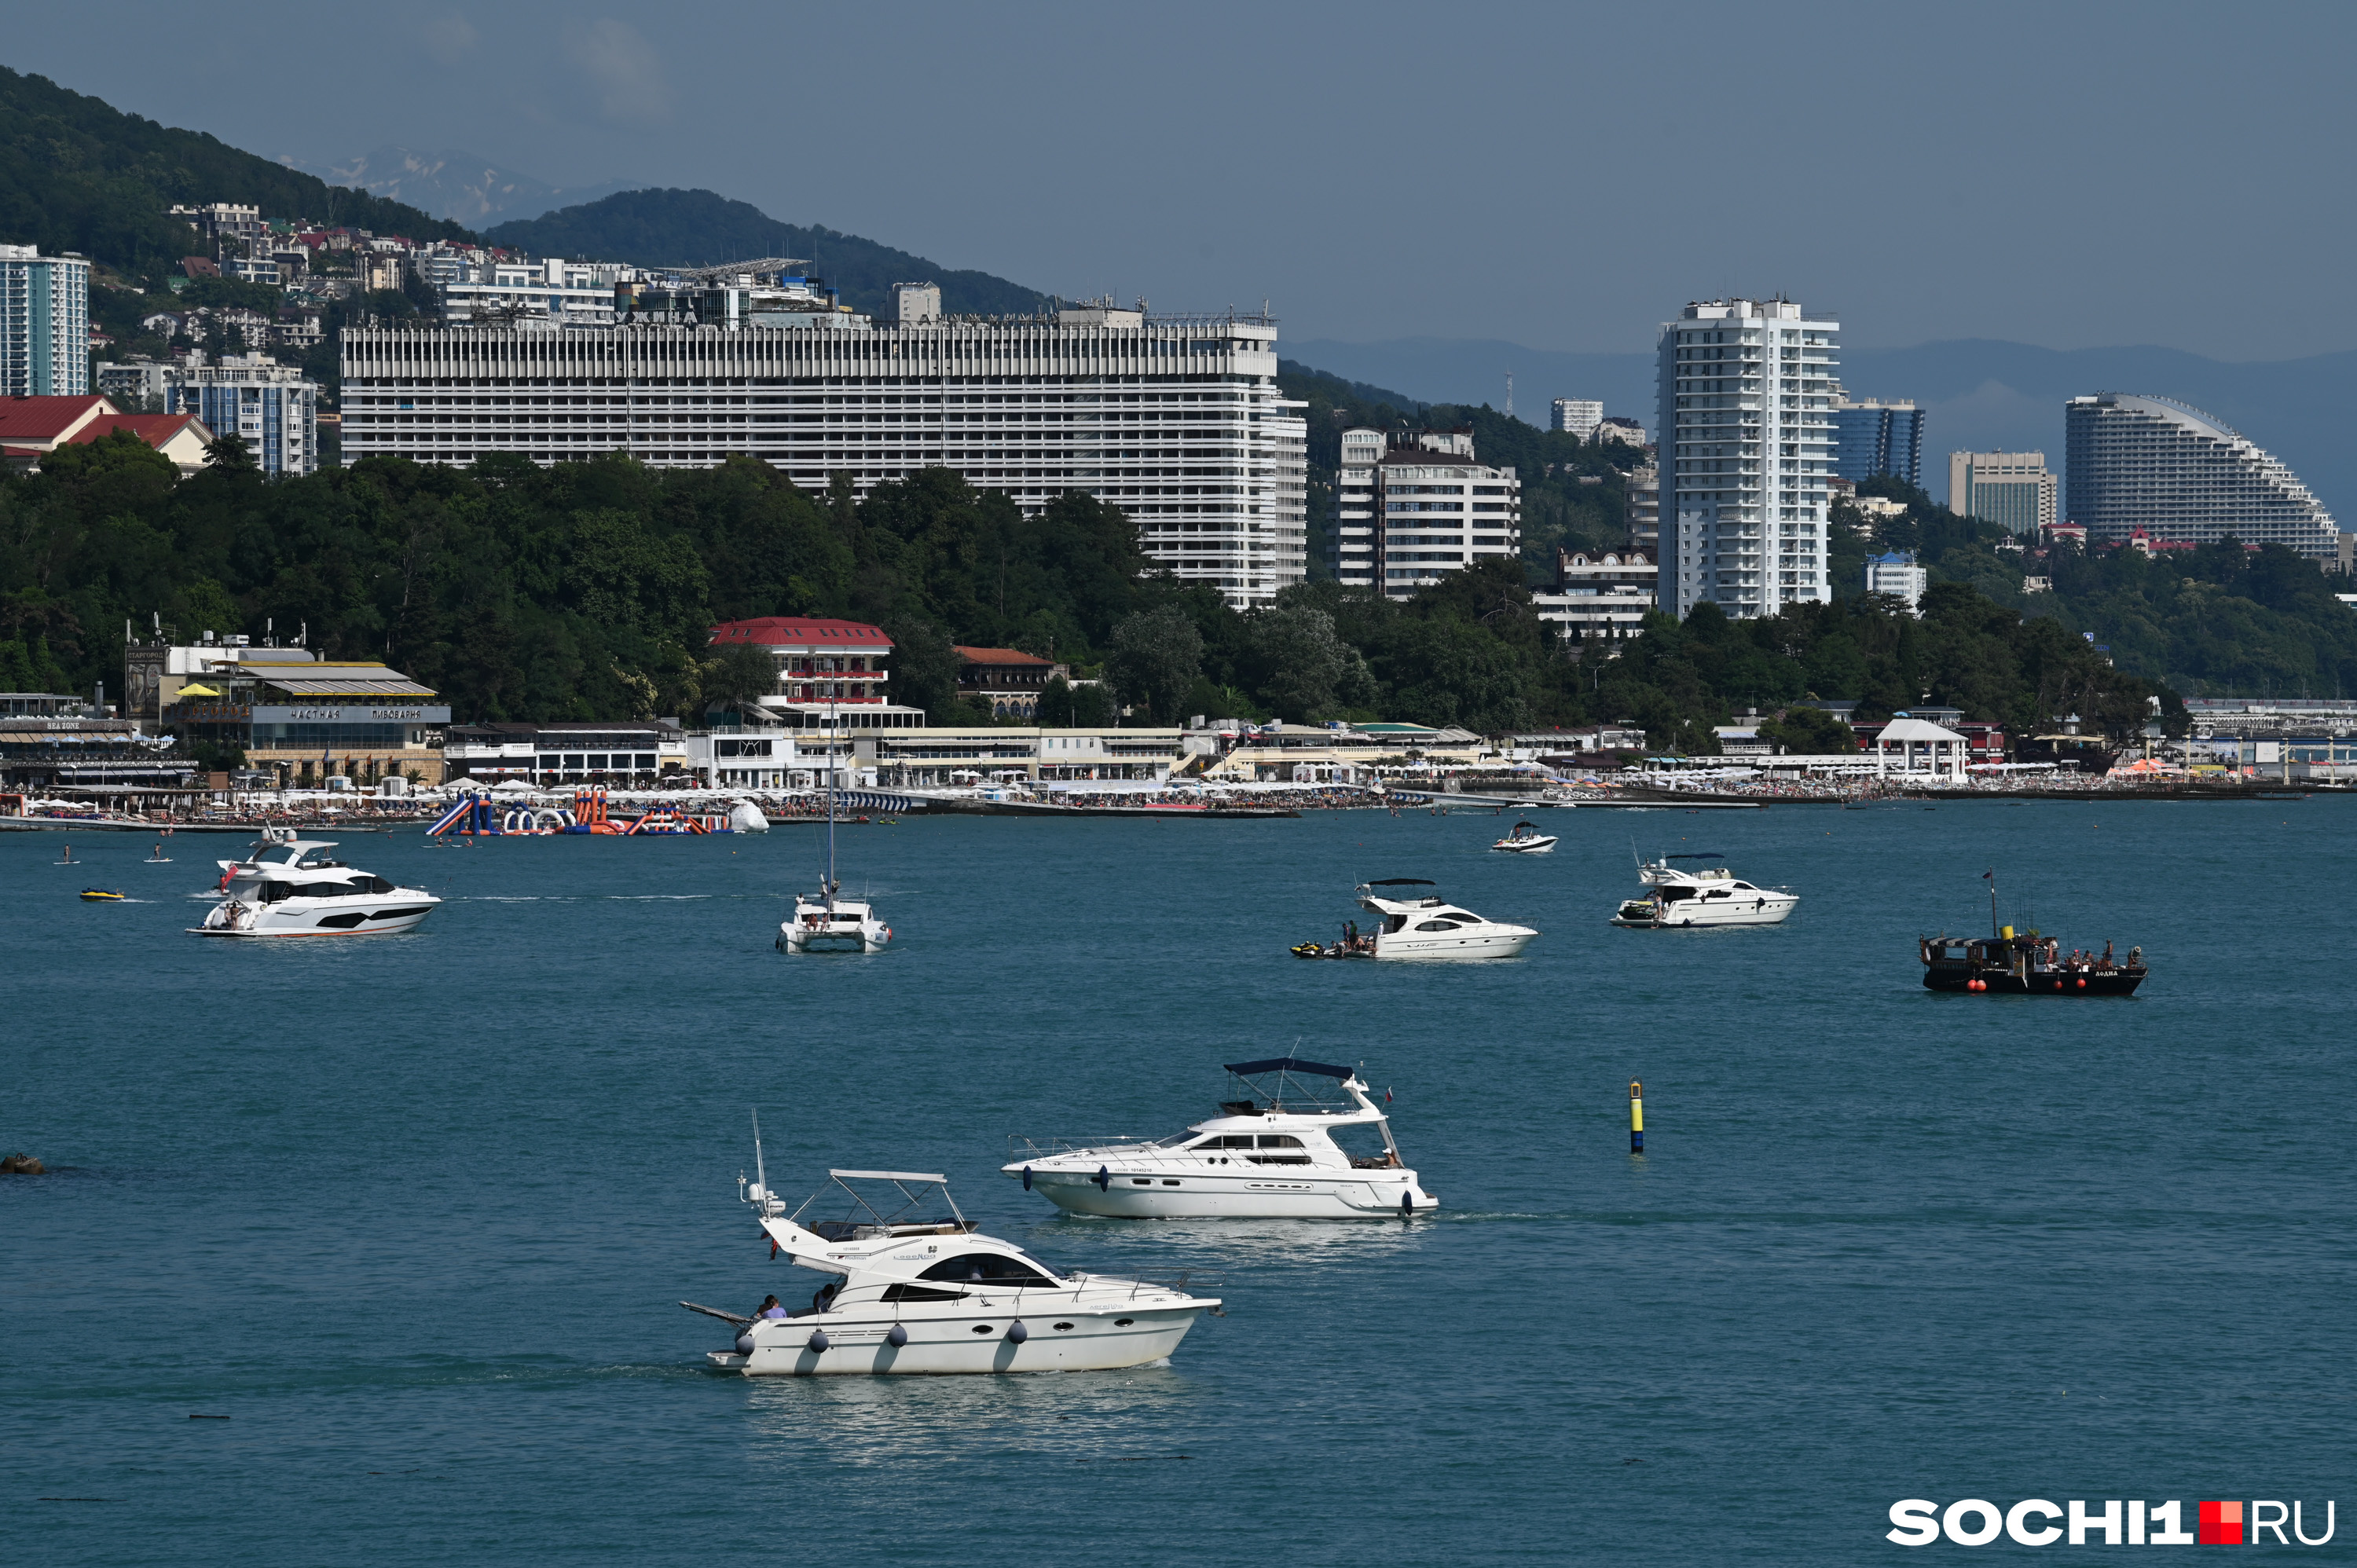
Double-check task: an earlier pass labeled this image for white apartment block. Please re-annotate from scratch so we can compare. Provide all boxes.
[1266,397,1309,587]
[1550,397,1603,438]
[166,353,321,477]
[0,245,90,397]
[434,255,635,328]
[1658,297,1842,619]
[340,307,1300,605]
[1328,428,1522,599]
[1865,551,1928,614]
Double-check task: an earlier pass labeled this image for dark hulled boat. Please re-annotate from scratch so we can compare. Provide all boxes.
[1919,931,2146,995]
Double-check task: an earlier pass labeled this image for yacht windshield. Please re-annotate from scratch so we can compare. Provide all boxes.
[251,846,299,865]
[918,1251,1061,1287]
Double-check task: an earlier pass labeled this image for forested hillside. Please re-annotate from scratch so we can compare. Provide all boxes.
[1844,477,2357,698]
[0,68,469,284]
[485,189,1051,319]
[0,443,2167,749]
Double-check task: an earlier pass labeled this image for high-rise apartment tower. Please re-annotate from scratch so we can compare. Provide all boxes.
[1550,398,1603,438]
[1658,297,1841,619]
[1831,398,1922,486]
[1948,451,2056,537]
[2064,394,2337,559]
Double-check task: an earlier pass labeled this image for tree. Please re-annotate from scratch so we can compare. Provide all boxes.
[1105,606,1203,724]
[1241,603,1346,721]
[882,614,962,723]
[699,642,775,720]
[203,430,258,474]
[1758,705,1856,753]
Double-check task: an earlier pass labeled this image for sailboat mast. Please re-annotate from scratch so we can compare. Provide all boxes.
[826,696,838,910]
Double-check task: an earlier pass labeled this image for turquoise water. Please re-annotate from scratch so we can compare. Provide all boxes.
[6,800,2352,1563]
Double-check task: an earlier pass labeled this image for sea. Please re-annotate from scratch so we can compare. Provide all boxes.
[5,799,2352,1564]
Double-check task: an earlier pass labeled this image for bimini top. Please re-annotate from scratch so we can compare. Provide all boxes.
[1223,1057,1352,1080]
[1363,878,1435,888]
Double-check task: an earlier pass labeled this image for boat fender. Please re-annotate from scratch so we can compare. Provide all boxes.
[734,1330,754,1354]
[1006,1320,1027,1343]
[886,1323,908,1348]
[1095,1165,1109,1192]
[1401,1190,1413,1216]
[805,1328,830,1353]
[1022,1166,1033,1191]
[2077,977,2087,989]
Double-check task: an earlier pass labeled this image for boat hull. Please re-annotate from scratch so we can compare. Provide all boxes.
[779,925,890,953]
[1612,899,1795,929]
[1015,1166,1434,1219]
[190,899,437,937]
[1374,928,1535,959]
[709,1303,1204,1376]
[1491,837,1557,854]
[1924,963,2145,995]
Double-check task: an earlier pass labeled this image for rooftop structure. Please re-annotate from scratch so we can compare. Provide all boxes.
[2064,394,2339,559]
[1659,296,1841,619]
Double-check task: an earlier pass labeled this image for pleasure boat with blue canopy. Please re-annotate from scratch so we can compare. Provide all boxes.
[1003,1057,1438,1219]
[690,1128,1220,1376]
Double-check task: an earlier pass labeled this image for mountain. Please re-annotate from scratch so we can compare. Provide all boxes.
[483,188,1050,319]
[0,67,471,281]
[289,147,635,226]
[1285,335,2357,524]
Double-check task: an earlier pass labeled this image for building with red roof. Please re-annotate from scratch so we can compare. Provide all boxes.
[0,397,214,473]
[706,617,927,731]
[952,645,1066,719]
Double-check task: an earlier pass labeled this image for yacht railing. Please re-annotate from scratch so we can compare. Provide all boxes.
[1007,1134,1171,1164]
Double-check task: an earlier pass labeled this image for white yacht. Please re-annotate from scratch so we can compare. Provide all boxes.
[1611,856,1798,929]
[1003,1057,1438,1219]
[691,1158,1220,1376]
[1354,878,1538,959]
[778,737,889,953]
[1490,819,1559,854]
[192,827,439,938]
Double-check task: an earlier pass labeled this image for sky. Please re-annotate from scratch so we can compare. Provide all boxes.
[10,0,2353,363]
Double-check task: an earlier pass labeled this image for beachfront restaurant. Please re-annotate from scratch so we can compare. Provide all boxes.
[163,661,449,787]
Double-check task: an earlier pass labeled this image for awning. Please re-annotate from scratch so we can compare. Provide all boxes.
[1224,1057,1353,1079]
[178,683,221,698]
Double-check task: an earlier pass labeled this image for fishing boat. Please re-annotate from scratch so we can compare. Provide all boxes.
[777,710,890,953]
[190,826,439,937]
[1292,879,1537,961]
[1611,854,1797,928]
[1490,820,1559,854]
[689,1145,1220,1376]
[1920,871,2146,995]
[1004,1057,1437,1218]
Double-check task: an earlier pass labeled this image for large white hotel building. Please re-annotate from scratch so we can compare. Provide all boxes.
[1658,297,1842,619]
[339,288,1309,606]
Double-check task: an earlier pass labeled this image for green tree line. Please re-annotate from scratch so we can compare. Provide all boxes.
[1,443,2185,749]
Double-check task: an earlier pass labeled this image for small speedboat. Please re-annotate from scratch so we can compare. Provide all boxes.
[1611,855,1796,928]
[1005,1057,1437,1218]
[694,1152,1220,1376]
[1490,820,1558,854]
[192,826,439,937]
[1339,878,1538,959]
[80,888,126,902]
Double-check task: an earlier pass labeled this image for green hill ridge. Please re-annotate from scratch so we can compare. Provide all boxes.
[0,67,471,283]
[484,188,1050,319]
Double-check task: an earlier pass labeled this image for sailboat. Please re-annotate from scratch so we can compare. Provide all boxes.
[777,702,891,954]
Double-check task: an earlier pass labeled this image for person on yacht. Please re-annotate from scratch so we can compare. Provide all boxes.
[757,1295,788,1320]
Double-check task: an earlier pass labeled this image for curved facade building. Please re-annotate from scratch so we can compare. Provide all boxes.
[2065,394,2338,559]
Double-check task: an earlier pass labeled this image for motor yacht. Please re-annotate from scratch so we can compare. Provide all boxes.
[1003,1057,1437,1218]
[1350,878,1538,959]
[192,827,439,938]
[1490,820,1559,854]
[691,1156,1219,1376]
[1611,855,1796,929]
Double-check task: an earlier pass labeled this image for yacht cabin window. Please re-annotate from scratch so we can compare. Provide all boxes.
[918,1252,1057,1287]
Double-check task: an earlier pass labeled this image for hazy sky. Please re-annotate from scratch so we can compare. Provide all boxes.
[12,1,2352,360]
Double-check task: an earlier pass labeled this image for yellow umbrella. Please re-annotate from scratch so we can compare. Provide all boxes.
[177,683,221,698]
